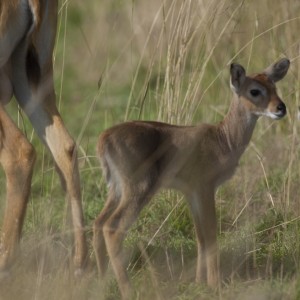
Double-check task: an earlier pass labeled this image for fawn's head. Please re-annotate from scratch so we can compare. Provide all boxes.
[230,58,290,119]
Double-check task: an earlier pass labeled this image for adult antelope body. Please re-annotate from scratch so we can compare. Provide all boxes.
[94,58,290,299]
[0,0,87,276]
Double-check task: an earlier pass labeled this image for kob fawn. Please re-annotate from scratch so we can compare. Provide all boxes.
[94,58,289,299]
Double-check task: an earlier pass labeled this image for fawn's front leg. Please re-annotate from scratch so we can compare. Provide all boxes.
[188,186,219,287]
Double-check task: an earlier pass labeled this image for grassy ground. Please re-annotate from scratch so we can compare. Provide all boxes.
[2,0,300,299]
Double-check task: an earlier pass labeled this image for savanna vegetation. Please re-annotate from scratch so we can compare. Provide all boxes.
[1,0,300,299]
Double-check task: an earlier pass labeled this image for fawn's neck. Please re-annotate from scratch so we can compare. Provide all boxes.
[218,94,258,156]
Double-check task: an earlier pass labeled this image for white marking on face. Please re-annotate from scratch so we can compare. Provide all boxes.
[254,110,283,120]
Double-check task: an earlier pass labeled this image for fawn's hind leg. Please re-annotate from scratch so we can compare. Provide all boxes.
[103,183,155,299]
[93,187,120,276]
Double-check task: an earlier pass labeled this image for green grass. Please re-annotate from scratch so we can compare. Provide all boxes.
[2,0,300,299]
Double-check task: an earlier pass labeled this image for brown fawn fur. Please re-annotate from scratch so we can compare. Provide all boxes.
[0,0,87,277]
[94,59,290,298]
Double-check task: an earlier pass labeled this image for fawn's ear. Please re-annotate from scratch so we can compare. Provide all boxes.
[230,63,246,94]
[263,58,290,82]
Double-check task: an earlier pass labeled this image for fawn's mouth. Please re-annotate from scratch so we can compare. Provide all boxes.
[270,110,286,120]
[254,110,286,119]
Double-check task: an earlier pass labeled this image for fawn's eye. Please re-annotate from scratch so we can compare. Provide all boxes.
[250,89,261,97]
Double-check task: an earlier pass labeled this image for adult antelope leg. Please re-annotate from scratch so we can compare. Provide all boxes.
[13,76,88,272]
[8,1,88,273]
[0,104,36,273]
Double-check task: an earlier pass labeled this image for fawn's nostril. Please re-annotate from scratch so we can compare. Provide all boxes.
[277,103,286,113]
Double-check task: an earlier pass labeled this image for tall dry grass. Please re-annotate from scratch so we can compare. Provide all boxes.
[1,0,300,299]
